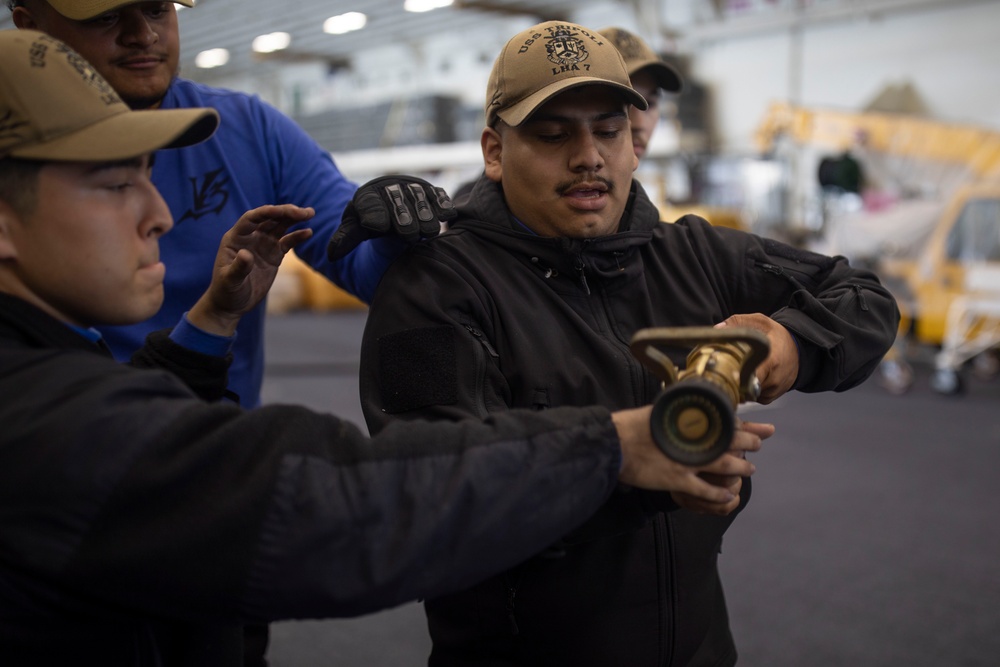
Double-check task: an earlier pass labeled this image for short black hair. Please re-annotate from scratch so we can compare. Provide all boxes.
[0,158,42,217]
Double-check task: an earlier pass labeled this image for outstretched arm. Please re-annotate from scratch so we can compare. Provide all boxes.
[187,204,315,337]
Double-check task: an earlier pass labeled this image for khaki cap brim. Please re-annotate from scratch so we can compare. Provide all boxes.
[629,59,683,94]
[8,107,219,161]
[497,78,648,128]
[0,30,219,161]
[600,27,683,94]
[48,0,195,21]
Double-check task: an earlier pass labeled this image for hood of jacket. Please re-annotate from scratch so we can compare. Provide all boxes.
[452,174,663,287]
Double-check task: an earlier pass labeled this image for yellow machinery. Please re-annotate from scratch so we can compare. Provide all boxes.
[755,101,1000,179]
[659,203,746,230]
[756,102,1000,393]
[878,182,1000,393]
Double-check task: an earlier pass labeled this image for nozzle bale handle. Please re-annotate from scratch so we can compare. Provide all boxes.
[630,326,770,465]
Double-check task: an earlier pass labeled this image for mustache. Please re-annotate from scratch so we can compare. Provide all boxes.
[555,176,615,196]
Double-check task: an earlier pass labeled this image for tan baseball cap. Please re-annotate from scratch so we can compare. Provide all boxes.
[0,30,218,161]
[485,21,648,128]
[46,0,195,21]
[600,27,682,94]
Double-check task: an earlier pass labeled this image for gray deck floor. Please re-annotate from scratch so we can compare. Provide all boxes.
[261,310,1000,667]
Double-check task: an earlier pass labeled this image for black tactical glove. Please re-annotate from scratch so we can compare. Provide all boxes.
[327,175,456,260]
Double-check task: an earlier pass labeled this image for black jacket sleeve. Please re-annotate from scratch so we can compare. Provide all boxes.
[129,328,233,402]
[675,215,900,392]
[0,350,621,623]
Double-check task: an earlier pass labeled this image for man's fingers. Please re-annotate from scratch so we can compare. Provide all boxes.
[351,175,454,241]
[407,183,443,238]
[352,191,392,234]
[225,248,254,282]
[700,452,755,477]
[679,475,739,504]
[738,420,775,440]
[243,203,315,223]
[672,490,742,516]
[236,205,315,239]
[280,228,314,254]
[386,184,415,236]
[328,203,370,261]
[432,186,456,218]
[407,183,434,223]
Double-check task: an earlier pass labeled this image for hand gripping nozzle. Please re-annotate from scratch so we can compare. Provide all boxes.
[630,326,770,465]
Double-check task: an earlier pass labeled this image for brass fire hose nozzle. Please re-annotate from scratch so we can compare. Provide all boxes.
[630,327,770,465]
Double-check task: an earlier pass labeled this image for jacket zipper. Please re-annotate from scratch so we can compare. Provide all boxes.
[655,513,676,666]
[465,324,499,359]
[464,325,498,418]
[503,571,521,636]
[585,256,652,405]
[573,256,591,295]
[757,261,785,277]
[761,262,871,313]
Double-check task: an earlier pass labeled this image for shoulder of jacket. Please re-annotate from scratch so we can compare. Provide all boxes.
[668,213,713,229]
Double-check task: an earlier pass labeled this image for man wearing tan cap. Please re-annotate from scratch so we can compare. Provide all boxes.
[8,0,454,410]
[360,21,899,667]
[0,30,745,665]
[601,26,683,160]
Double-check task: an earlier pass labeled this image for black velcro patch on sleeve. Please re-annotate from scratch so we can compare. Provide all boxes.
[377,326,458,413]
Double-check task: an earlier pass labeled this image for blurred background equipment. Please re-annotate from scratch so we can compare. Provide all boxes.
[755,101,1000,394]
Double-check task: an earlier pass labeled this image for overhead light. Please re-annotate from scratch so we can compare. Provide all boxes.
[404,0,454,11]
[195,48,230,69]
[323,12,367,35]
[253,32,292,54]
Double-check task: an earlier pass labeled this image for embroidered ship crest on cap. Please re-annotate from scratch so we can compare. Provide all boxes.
[545,25,589,68]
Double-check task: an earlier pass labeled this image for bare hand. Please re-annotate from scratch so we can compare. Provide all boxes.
[716,313,798,403]
[189,204,315,336]
[613,407,757,505]
[670,420,775,515]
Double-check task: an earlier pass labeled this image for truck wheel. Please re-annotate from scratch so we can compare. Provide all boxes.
[930,369,964,395]
[877,359,913,395]
[971,350,1000,380]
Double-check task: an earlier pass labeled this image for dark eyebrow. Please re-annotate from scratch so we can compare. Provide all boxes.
[85,156,149,174]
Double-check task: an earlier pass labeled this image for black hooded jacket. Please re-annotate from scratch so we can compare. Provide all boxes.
[360,176,900,667]
[0,293,631,666]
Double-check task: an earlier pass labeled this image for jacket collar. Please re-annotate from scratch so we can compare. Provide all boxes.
[450,175,662,292]
[0,293,111,356]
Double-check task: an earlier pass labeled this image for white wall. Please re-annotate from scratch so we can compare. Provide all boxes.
[188,1,1000,163]
[689,1,1000,153]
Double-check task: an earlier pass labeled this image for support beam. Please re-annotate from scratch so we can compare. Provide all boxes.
[452,0,569,22]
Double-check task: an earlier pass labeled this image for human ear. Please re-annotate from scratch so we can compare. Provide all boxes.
[11,6,41,30]
[0,201,20,261]
[481,127,503,183]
